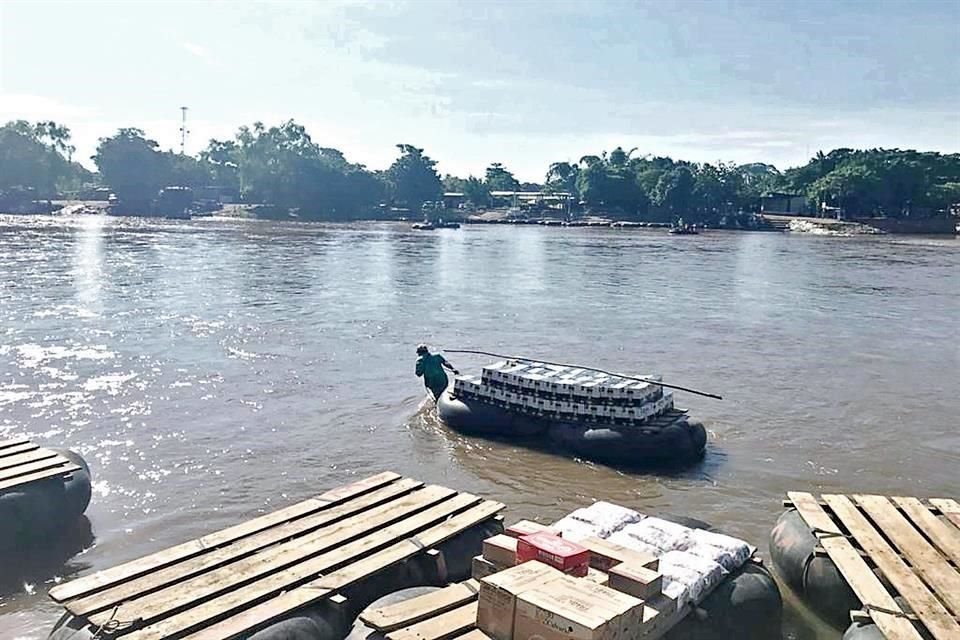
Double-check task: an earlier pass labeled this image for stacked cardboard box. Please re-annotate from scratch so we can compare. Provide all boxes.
[478,561,666,640]
[473,526,673,640]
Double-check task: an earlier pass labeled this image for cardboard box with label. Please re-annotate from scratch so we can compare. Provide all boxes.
[608,563,663,600]
[517,532,590,576]
[506,520,562,538]
[482,534,519,568]
[580,536,659,572]
[478,561,564,640]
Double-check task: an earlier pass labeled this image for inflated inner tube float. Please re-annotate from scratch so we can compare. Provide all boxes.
[769,508,860,627]
[1,448,93,592]
[0,448,92,552]
[437,392,707,467]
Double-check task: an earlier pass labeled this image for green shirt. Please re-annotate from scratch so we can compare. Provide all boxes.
[416,353,449,391]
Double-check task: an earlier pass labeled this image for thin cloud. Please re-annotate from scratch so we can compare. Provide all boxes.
[180,41,216,65]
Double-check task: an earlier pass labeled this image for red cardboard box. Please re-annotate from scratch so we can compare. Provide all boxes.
[517,532,590,577]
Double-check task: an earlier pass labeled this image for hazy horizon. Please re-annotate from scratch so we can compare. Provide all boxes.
[2,0,958,181]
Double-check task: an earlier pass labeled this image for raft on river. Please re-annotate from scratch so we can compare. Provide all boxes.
[0,436,92,555]
[438,359,708,467]
[46,472,779,640]
[770,491,960,640]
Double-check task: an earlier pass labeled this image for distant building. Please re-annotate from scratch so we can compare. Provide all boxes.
[442,192,466,208]
[760,192,808,215]
[198,185,238,204]
[489,191,574,210]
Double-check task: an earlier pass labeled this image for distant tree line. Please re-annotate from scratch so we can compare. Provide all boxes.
[1,119,958,221]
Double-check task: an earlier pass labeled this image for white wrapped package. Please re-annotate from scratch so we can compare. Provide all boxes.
[568,501,643,537]
[690,528,753,570]
[615,517,693,553]
[607,530,663,557]
[684,541,734,575]
[552,515,603,542]
[659,550,726,605]
[661,579,691,607]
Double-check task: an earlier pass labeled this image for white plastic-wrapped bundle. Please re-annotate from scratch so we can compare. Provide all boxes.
[659,550,726,605]
[683,541,734,575]
[607,530,663,557]
[615,517,693,553]
[661,578,691,607]
[567,501,643,537]
[689,529,753,572]
[552,515,603,542]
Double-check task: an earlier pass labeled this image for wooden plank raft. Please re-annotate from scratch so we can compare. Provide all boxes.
[0,438,81,493]
[48,472,504,640]
[787,491,960,640]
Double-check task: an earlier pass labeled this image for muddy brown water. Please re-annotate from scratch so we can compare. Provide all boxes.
[0,215,957,639]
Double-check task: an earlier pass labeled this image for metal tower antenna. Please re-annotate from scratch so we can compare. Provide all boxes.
[179,106,190,155]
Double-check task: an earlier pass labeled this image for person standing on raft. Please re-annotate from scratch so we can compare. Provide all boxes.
[416,344,458,400]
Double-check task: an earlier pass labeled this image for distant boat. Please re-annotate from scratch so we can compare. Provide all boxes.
[669,219,699,235]
[412,219,460,230]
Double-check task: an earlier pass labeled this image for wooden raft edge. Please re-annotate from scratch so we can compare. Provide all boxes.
[49,471,403,603]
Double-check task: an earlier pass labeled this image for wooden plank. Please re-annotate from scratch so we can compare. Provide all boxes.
[0,455,73,482]
[892,497,960,566]
[90,485,460,627]
[0,442,40,458]
[361,580,479,632]
[787,492,924,640]
[176,498,503,640]
[0,437,31,450]
[854,494,960,617]
[50,471,402,603]
[127,494,497,640]
[0,463,80,493]
[387,602,478,640]
[823,494,960,640]
[452,631,493,640]
[67,478,425,617]
[0,447,59,472]
[929,499,960,529]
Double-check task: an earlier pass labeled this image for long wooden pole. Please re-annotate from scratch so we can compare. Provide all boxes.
[442,349,722,400]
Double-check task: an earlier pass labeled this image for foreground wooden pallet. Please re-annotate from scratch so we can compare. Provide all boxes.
[0,437,81,492]
[359,576,686,640]
[787,492,960,640]
[49,472,504,640]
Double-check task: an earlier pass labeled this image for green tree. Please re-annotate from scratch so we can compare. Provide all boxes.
[0,120,81,196]
[484,162,519,191]
[93,128,170,207]
[385,144,442,213]
[545,161,578,195]
[653,166,695,216]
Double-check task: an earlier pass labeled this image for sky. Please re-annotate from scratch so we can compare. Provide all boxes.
[1,0,958,181]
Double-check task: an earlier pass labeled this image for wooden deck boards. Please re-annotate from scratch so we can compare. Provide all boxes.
[49,472,504,640]
[361,580,479,632]
[0,439,80,493]
[789,491,960,640]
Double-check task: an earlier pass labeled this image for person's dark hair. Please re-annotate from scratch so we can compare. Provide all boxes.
[416,344,428,355]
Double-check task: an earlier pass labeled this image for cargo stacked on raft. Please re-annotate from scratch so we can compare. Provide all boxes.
[353,501,781,640]
[438,359,707,466]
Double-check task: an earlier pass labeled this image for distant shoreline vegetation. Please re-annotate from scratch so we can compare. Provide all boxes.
[1,118,958,223]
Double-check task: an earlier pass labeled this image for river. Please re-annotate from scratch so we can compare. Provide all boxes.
[0,215,957,639]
